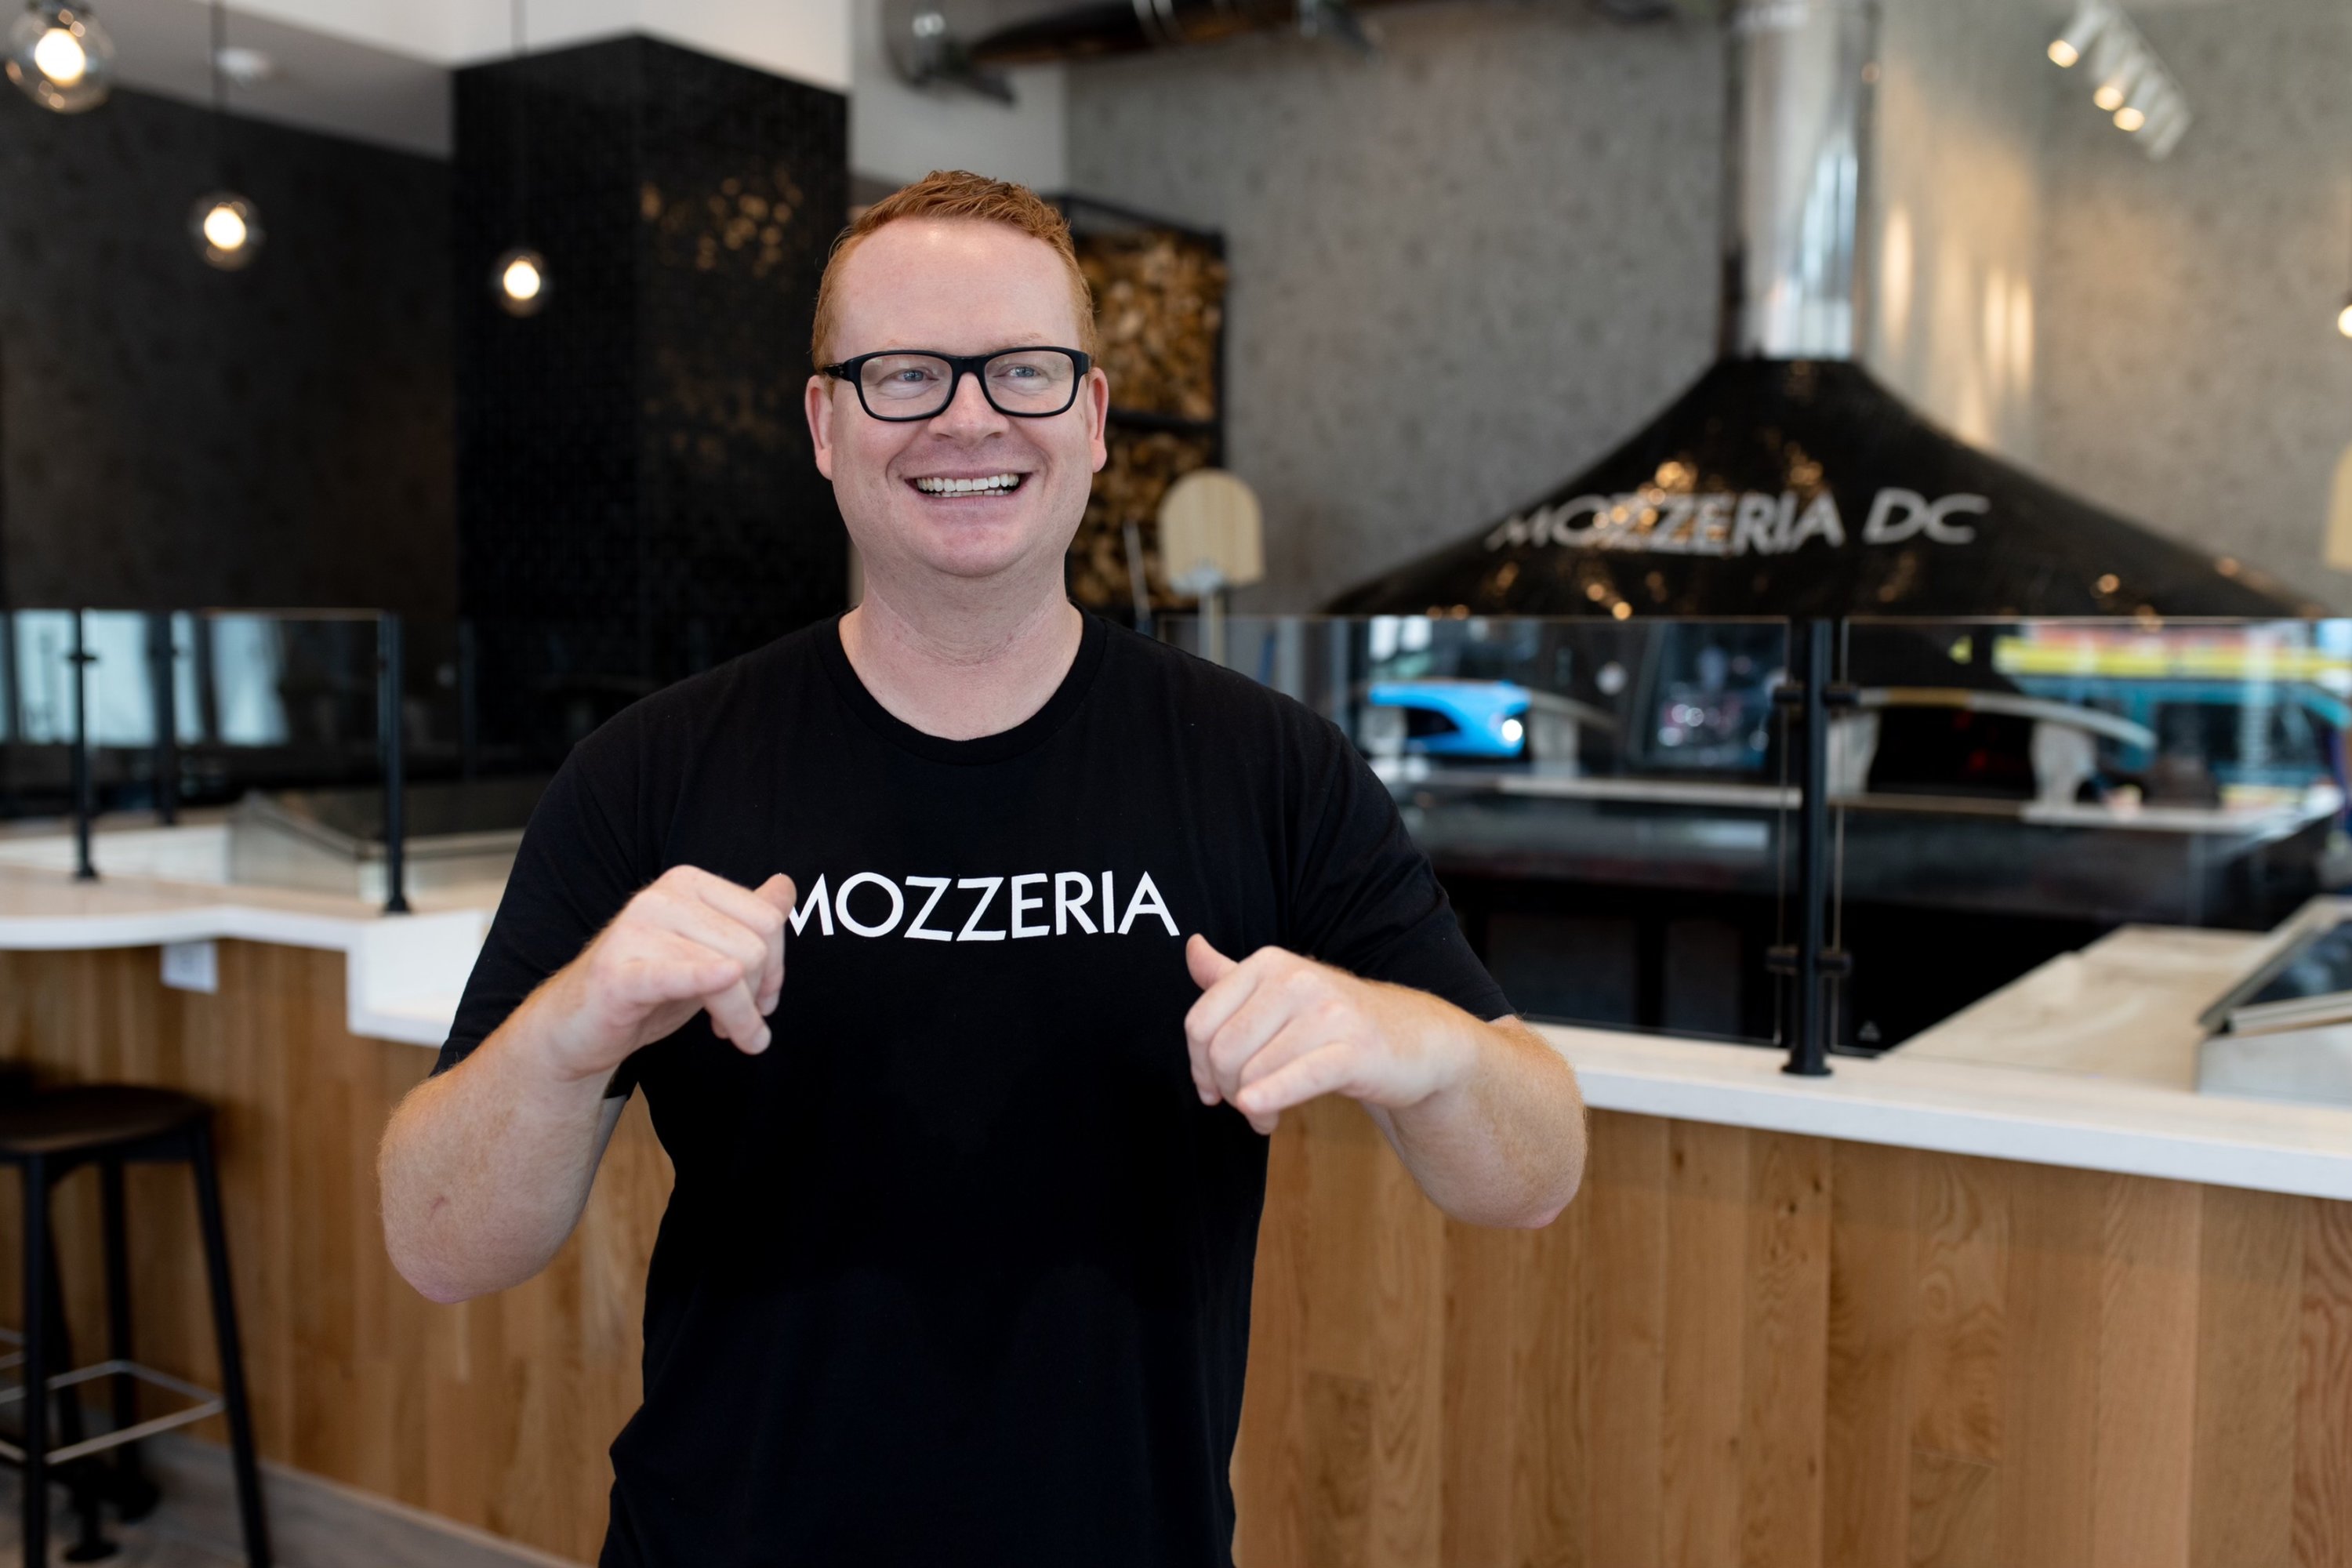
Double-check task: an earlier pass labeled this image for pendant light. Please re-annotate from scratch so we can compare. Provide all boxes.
[492,0,546,316]
[5,0,114,112]
[188,0,262,270]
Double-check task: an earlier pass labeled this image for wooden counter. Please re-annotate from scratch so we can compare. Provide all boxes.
[1234,1097,2351,1568]
[2,937,2348,1566]
[0,942,657,1564]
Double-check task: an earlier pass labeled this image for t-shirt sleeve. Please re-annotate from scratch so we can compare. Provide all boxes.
[431,736,652,1099]
[1282,712,1515,1022]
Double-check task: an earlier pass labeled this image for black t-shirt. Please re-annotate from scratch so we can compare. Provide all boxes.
[432,609,1510,1567]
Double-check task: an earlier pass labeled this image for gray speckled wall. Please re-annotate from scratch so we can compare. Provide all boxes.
[1071,0,2352,612]
[1067,5,1723,612]
[1869,0,2052,463]
[2033,0,2352,609]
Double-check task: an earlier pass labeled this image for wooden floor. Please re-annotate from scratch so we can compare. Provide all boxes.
[2,942,2349,1566]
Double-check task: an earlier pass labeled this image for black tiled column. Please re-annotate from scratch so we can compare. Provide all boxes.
[455,36,847,753]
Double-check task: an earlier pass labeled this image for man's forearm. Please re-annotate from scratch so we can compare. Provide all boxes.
[1367,1008,1586,1229]
[378,977,622,1304]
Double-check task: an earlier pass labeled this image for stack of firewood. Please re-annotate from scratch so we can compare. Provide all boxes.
[1082,233,1225,420]
[1067,228,1228,614]
[1069,430,1217,612]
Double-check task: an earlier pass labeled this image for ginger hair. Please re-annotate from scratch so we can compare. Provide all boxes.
[811,169,1098,367]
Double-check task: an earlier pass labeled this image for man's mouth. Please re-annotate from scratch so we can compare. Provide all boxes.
[910,473,1028,497]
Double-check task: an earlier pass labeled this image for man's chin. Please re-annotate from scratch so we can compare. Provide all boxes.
[895,536,1061,586]
[892,517,1073,580]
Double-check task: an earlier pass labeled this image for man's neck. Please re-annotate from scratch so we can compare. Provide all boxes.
[838,579,1085,742]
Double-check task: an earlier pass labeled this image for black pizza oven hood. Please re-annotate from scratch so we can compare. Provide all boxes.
[1328,355,2317,618]
[1328,0,2319,621]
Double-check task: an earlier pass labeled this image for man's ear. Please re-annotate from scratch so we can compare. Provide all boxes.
[1086,366,1110,475]
[806,374,837,481]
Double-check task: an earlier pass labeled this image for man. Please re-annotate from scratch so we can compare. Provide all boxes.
[378,170,1584,1566]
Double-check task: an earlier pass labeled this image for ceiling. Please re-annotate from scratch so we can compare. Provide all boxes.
[95,0,449,155]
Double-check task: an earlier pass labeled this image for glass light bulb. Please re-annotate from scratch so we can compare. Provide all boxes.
[189,191,263,270]
[202,203,246,251]
[2047,38,2078,67]
[2093,81,2124,111]
[2338,300,2352,339]
[7,2,115,111]
[2113,105,2145,132]
[493,246,549,317]
[32,24,82,83]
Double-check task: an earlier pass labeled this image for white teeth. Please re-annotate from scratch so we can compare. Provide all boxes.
[915,474,1022,495]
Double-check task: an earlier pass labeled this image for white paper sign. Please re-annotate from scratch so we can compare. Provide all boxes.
[161,940,218,994]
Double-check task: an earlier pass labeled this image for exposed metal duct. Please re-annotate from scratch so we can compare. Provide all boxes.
[1720,0,1869,359]
[884,0,1677,99]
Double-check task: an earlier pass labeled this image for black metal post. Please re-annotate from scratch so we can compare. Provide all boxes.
[1784,619,1833,1076]
[1768,619,1852,1077]
[379,613,410,914]
[457,619,479,782]
[189,1116,274,1566]
[150,612,179,825]
[70,609,96,880]
[1,610,19,821]
[21,1154,52,1564]
[99,1160,158,1521]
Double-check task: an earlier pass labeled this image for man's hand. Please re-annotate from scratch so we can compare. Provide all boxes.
[534,866,797,1085]
[379,864,797,1305]
[1183,933,1586,1229]
[1183,935,1474,1135]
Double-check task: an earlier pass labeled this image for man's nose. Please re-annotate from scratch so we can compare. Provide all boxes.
[928,367,1008,439]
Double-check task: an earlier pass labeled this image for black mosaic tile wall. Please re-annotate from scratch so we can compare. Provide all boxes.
[454,36,848,747]
[0,87,453,614]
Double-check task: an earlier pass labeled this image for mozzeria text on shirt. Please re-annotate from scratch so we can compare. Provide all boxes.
[431,610,1512,1567]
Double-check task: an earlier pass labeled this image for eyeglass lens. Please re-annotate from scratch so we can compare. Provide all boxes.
[858,351,1080,418]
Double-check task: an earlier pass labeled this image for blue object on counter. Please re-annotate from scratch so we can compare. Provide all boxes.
[1366,679,1532,758]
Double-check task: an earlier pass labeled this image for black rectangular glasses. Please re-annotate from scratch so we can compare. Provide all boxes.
[822,347,1091,422]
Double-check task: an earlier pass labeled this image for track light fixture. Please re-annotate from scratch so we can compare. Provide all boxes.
[2042,1,2189,161]
[5,0,113,112]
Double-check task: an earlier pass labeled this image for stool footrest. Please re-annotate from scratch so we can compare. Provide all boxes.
[0,1359,228,1467]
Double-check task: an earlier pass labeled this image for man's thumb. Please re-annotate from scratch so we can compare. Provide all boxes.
[1186,933,1238,989]
[757,873,797,915]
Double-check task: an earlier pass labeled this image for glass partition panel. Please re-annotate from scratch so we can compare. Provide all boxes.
[1163,615,1795,1044]
[168,612,388,807]
[1831,618,2352,1076]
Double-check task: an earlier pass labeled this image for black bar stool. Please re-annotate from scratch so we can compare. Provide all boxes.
[0,1087,270,1565]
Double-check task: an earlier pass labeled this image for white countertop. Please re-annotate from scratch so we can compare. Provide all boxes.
[0,822,494,1048]
[1541,1020,2352,1202]
[3,822,2347,1200]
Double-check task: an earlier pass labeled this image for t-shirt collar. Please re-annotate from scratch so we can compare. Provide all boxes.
[815,606,1109,765]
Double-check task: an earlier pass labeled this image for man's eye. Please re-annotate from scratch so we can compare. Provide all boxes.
[887,368,938,385]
